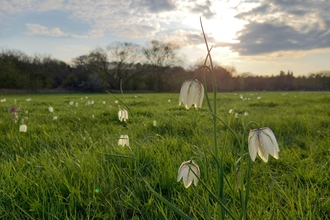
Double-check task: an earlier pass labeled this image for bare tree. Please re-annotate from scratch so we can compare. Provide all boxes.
[143,40,183,92]
[106,42,143,90]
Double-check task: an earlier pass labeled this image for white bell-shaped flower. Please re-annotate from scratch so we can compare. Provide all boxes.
[118,135,129,147]
[19,124,27,132]
[118,109,128,122]
[48,107,54,113]
[248,127,280,163]
[179,79,204,109]
[177,160,200,188]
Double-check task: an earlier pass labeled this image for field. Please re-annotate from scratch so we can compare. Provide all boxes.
[0,91,329,219]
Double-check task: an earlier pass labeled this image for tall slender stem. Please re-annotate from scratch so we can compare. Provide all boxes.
[200,17,224,219]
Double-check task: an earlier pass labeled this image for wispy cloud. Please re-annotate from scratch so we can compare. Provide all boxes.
[25,23,67,37]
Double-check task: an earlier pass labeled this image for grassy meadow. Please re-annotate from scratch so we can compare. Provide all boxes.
[0,91,329,219]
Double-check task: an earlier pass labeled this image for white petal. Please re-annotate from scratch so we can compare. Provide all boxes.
[186,81,196,109]
[124,109,128,121]
[184,169,194,188]
[177,162,188,182]
[179,81,190,106]
[196,82,204,108]
[191,162,200,186]
[118,110,122,121]
[261,127,279,160]
[248,129,258,161]
[255,129,269,162]
[192,79,204,109]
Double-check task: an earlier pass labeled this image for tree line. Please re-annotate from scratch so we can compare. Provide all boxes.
[1,40,329,93]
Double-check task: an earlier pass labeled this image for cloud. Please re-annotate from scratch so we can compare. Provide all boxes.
[218,22,330,55]
[25,23,67,37]
[131,0,176,13]
[221,0,330,55]
[189,0,216,19]
[156,30,205,46]
[25,23,106,39]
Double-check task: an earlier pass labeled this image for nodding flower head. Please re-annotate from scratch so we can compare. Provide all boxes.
[118,109,128,122]
[118,135,129,147]
[177,160,200,188]
[19,124,27,132]
[179,79,204,109]
[248,127,280,163]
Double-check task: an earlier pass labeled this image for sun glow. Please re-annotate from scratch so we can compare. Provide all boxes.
[181,2,245,44]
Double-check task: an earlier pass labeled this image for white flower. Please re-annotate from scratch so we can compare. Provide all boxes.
[177,160,200,188]
[153,120,157,127]
[48,107,54,113]
[244,112,249,116]
[118,109,128,122]
[118,135,129,147]
[178,79,204,109]
[53,116,58,120]
[19,124,27,132]
[102,101,106,104]
[115,100,118,104]
[69,101,74,105]
[229,109,233,114]
[248,127,280,163]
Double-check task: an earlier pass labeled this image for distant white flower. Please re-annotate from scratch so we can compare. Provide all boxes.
[257,96,261,100]
[118,135,129,147]
[102,101,106,104]
[179,79,204,109]
[229,109,233,114]
[177,160,200,188]
[53,116,58,120]
[26,98,31,101]
[91,100,94,105]
[153,120,157,127]
[48,107,54,113]
[19,124,27,132]
[118,109,128,122]
[235,113,239,118]
[168,99,171,102]
[244,112,249,116]
[248,127,280,163]
[115,100,118,104]
[69,101,74,105]
[75,102,78,107]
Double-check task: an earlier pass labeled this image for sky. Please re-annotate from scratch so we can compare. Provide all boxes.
[1,0,330,76]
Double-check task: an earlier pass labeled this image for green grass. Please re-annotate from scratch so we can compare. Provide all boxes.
[0,92,329,219]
